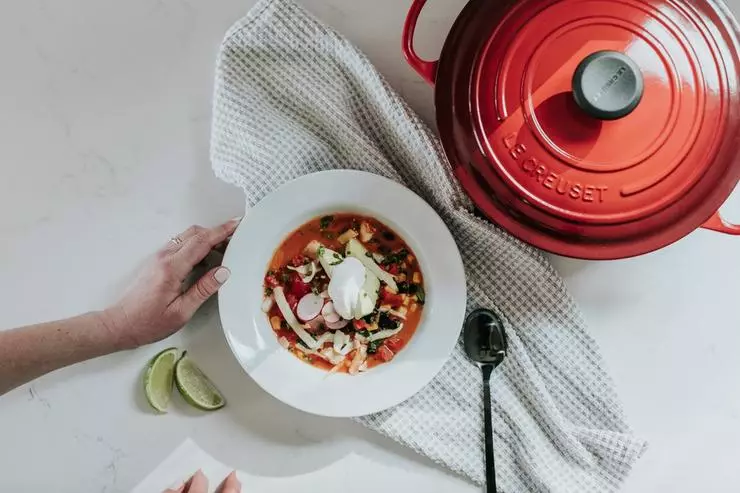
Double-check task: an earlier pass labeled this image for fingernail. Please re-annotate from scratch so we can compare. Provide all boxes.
[214,267,231,284]
[231,470,241,485]
[189,469,205,485]
[230,216,243,223]
[221,471,241,492]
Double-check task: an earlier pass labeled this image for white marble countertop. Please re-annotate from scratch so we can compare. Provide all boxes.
[1,0,739,491]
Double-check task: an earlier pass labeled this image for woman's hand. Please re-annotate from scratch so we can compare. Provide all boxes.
[165,470,241,493]
[0,217,243,396]
[102,218,241,350]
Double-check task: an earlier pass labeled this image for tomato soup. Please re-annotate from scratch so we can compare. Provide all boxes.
[262,214,424,374]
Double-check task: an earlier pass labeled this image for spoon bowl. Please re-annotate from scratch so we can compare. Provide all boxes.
[464,308,508,367]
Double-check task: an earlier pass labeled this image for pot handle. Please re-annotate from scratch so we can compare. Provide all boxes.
[702,211,740,235]
[402,0,438,86]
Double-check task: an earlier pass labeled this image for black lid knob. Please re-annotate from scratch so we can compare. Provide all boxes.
[572,51,644,120]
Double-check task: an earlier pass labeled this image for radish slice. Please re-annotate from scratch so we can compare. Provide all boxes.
[296,293,324,322]
[321,301,336,317]
[321,301,341,323]
[325,319,348,330]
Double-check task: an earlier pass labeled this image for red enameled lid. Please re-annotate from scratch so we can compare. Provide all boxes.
[432,0,740,259]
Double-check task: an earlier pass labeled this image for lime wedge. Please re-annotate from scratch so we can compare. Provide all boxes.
[143,347,179,413]
[174,353,226,411]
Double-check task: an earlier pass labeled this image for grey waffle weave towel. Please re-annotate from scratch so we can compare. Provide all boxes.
[210,0,647,490]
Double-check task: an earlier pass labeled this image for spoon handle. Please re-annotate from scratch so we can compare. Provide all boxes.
[482,364,497,493]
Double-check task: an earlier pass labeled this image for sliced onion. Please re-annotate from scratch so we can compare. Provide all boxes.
[296,293,324,322]
[338,340,354,356]
[388,308,407,320]
[325,318,348,330]
[368,324,404,342]
[273,287,319,349]
[295,332,333,355]
[287,261,318,283]
[261,296,274,313]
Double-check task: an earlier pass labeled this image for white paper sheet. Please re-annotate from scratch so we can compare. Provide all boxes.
[131,439,457,493]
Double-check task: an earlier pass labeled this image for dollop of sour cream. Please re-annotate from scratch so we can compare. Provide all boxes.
[328,257,366,320]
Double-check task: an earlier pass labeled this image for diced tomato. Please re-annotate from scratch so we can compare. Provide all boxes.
[264,274,280,288]
[287,273,312,298]
[282,331,298,344]
[285,292,299,311]
[385,336,403,352]
[290,254,309,267]
[379,287,403,306]
[377,345,394,362]
[386,264,400,275]
[353,319,368,331]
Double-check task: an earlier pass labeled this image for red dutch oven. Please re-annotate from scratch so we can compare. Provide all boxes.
[402,0,740,259]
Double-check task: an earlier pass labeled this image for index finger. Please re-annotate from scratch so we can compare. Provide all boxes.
[174,218,241,272]
[216,471,241,493]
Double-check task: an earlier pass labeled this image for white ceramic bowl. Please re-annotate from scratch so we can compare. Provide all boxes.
[219,170,467,417]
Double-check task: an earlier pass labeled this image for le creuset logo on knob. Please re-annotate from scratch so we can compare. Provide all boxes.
[591,65,628,104]
[573,51,644,120]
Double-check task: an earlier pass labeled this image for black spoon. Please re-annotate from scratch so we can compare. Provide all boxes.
[463,308,508,493]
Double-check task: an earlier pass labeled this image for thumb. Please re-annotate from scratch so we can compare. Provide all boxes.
[177,266,230,319]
